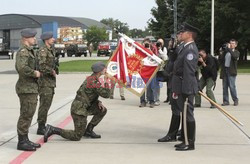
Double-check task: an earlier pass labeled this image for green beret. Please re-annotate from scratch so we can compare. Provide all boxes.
[21,28,37,38]
[41,31,53,40]
[91,61,105,73]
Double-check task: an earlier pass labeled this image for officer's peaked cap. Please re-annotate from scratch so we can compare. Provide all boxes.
[91,61,106,73]
[21,28,37,38]
[179,22,200,34]
[41,31,53,40]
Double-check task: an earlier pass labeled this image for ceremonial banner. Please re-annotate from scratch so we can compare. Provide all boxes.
[107,34,163,96]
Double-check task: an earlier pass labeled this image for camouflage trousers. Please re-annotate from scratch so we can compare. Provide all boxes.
[17,93,38,135]
[61,101,107,141]
[37,87,55,125]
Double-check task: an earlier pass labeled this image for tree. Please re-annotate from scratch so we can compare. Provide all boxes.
[100,18,130,39]
[85,26,108,50]
[149,0,250,60]
[148,0,173,39]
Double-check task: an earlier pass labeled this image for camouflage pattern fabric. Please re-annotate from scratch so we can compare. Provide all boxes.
[15,44,39,135]
[60,74,110,141]
[17,93,38,135]
[15,44,39,94]
[37,45,57,125]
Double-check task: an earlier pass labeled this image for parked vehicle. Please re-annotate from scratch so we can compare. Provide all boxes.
[66,44,87,57]
[97,42,110,57]
[0,37,13,59]
[54,43,65,57]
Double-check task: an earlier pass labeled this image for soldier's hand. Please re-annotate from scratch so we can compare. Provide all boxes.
[34,71,41,78]
[52,70,57,77]
[98,101,106,112]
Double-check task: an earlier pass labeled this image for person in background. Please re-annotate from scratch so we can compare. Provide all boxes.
[219,39,240,106]
[155,38,168,106]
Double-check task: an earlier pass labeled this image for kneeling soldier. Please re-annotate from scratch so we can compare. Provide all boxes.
[44,62,110,142]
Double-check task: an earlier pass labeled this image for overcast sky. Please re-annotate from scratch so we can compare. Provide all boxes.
[0,0,156,30]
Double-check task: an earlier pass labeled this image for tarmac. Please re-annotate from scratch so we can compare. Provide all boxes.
[0,56,250,164]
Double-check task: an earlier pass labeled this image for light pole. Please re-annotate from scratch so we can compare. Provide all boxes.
[173,0,178,37]
[167,0,178,37]
[211,0,215,56]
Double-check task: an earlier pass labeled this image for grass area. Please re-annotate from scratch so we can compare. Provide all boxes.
[59,60,250,73]
[238,61,250,73]
[59,60,108,72]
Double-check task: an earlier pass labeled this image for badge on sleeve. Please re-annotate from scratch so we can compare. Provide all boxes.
[187,53,194,60]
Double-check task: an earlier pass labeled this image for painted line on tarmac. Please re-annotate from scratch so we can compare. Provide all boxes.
[0,99,73,147]
[9,115,73,164]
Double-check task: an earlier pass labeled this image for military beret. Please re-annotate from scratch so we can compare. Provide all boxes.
[40,31,53,40]
[179,22,200,34]
[91,61,106,73]
[21,28,37,38]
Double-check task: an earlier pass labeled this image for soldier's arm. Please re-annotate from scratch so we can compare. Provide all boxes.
[16,50,36,78]
[183,51,198,79]
[38,49,54,75]
[96,81,111,98]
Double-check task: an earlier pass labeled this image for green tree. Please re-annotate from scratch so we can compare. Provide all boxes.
[100,18,130,39]
[149,0,250,60]
[85,26,108,50]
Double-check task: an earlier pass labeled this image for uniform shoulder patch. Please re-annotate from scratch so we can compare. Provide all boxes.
[187,53,194,60]
[39,49,47,57]
[18,48,29,56]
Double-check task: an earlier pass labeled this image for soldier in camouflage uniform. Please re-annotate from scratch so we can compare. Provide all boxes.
[44,62,110,142]
[15,28,41,151]
[37,32,57,135]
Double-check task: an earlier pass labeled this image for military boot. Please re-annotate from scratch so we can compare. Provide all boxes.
[17,134,36,151]
[84,124,101,138]
[44,125,62,142]
[25,134,41,148]
[37,123,46,135]
[175,121,195,151]
[158,114,180,142]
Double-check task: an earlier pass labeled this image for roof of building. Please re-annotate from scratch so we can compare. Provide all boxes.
[0,14,110,30]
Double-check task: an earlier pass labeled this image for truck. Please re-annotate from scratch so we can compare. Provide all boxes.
[0,37,14,59]
[97,42,111,57]
[57,27,88,57]
[66,44,87,57]
[54,43,66,57]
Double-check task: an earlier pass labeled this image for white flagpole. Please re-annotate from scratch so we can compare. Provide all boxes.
[211,0,214,56]
[115,31,163,64]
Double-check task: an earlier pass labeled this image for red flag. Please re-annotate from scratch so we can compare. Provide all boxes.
[107,36,162,96]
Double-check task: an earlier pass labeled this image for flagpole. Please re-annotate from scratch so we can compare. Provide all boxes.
[115,30,163,64]
[211,0,214,56]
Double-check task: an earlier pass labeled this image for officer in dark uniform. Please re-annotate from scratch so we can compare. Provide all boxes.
[15,28,41,151]
[171,23,199,151]
[158,30,185,142]
[44,62,110,142]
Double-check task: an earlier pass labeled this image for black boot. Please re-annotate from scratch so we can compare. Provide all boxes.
[24,134,41,148]
[37,123,46,135]
[17,134,36,151]
[176,121,195,151]
[44,125,62,143]
[84,124,101,138]
[158,114,180,142]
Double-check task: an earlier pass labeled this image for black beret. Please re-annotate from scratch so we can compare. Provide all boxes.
[179,22,200,34]
[91,61,106,73]
[41,31,53,40]
[21,28,37,38]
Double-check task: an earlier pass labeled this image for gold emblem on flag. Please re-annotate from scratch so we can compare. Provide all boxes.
[127,54,144,75]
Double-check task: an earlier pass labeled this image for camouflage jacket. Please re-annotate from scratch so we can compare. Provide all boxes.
[71,74,111,116]
[15,44,39,94]
[38,45,56,88]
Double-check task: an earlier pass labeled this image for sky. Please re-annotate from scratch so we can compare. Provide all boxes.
[0,0,156,30]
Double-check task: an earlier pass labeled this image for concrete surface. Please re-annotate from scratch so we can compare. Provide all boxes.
[0,58,249,164]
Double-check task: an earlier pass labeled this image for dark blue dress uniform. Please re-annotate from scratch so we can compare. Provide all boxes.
[171,23,199,151]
